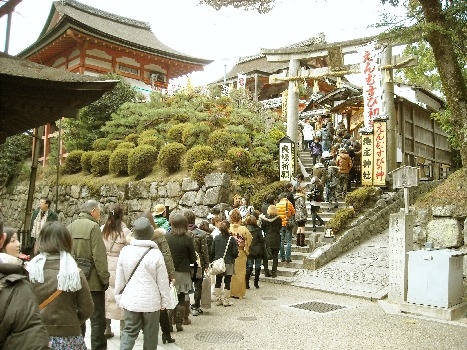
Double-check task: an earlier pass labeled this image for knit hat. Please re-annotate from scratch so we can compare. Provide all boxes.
[153,204,166,216]
[133,217,154,240]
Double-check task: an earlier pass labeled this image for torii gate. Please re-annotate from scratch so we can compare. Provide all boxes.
[261,35,417,177]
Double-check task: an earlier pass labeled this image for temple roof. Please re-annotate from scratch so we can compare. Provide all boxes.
[0,51,118,142]
[17,0,212,78]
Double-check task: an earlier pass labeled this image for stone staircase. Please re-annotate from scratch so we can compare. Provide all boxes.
[260,150,347,285]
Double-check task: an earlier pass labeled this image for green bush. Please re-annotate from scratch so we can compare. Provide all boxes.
[92,138,109,151]
[250,181,287,209]
[107,140,123,151]
[116,141,136,150]
[138,136,163,150]
[219,159,234,174]
[345,186,379,211]
[124,133,139,145]
[0,134,31,186]
[109,148,130,176]
[128,145,158,179]
[191,160,214,183]
[167,123,187,143]
[325,207,356,233]
[183,145,215,168]
[91,151,111,176]
[251,146,278,180]
[62,150,84,174]
[226,147,252,176]
[138,129,159,140]
[81,151,96,174]
[158,142,186,173]
[207,130,235,157]
[181,123,210,148]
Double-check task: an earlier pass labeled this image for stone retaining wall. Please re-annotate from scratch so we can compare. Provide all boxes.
[0,173,232,229]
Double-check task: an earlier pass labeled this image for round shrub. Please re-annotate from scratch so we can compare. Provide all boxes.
[116,141,136,150]
[207,130,235,157]
[167,123,187,143]
[124,133,139,145]
[183,145,215,168]
[251,146,278,180]
[181,123,210,148]
[92,138,109,151]
[107,140,123,151]
[138,129,159,140]
[128,145,158,179]
[81,151,96,174]
[138,136,163,151]
[91,151,111,176]
[226,147,252,176]
[158,142,186,173]
[191,160,214,183]
[109,148,130,176]
[62,150,83,174]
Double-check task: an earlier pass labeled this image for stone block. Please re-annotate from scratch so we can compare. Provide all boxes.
[149,182,159,198]
[182,178,199,191]
[432,205,457,217]
[70,185,81,199]
[166,181,181,198]
[205,173,230,188]
[204,186,227,205]
[179,191,197,206]
[427,218,463,248]
[193,205,210,218]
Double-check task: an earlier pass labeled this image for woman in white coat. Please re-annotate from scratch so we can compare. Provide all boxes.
[115,217,170,350]
[300,119,315,150]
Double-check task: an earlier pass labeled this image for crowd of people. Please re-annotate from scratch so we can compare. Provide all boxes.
[1,182,327,349]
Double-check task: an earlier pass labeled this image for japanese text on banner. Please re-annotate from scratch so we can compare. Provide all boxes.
[373,121,387,186]
[360,44,382,128]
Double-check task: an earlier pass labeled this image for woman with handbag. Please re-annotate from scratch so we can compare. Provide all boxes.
[244,214,264,289]
[308,177,325,232]
[228,209,252,300]
[100,203,131,339]
[294,186,308,247]
[26,221,94,349]
[209,220,238,306]
[260,205,282,278]
[165,213,197,332]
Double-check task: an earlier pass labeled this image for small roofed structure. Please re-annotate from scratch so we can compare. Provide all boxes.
[0,51,118,143]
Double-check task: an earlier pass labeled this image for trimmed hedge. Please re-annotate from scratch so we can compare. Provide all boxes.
[250,181,287,209]
[81,151,96,174]
[191,160,214,183]
[92,138,109,151]
[109,148,130,176]
[128,145,158,179]
[124,133,139,145]
[138,136,162,150]
[167,123,187,143]
[91,151,111,176]
[181,123,210,148]
[226,147,252,176]
[116,141,136,150]
[107,140,123,151]
[62,150,83,174]
[158,142,186,173]
[183,145,215,168]
[207,130,234,157]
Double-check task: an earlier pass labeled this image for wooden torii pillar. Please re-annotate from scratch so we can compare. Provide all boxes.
[262,36,417,176]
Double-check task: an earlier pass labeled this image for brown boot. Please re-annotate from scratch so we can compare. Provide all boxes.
[104,318,114,339]
[183,300,192,325]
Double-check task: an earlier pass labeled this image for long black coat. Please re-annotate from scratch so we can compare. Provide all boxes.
[246,224,264,259]
[260,215,282,249]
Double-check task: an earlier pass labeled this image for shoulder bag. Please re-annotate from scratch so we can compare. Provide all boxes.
[209,236,232,275]
[286,202,296,230]
[117,247,152,295]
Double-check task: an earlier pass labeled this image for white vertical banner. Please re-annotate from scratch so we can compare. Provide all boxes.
[360,44,382,128]
[237,73,246,89]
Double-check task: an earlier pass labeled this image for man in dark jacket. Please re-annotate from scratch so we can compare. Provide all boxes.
[67,200,109,350]
[29,197,58,250]
[184,210,210,317]
[0,219,50,349]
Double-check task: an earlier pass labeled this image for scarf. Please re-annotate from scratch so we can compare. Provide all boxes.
[27,251,82,292]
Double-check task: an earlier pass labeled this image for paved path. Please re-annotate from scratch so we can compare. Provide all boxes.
[85,280,467,350]
[292,229,390,300]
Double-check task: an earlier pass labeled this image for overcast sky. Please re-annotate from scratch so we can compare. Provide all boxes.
[1,0,402,85]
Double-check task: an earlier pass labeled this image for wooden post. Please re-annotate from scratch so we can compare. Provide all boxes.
[382,46,397,174]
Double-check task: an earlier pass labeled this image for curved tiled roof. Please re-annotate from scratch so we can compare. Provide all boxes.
[19,0,212,65]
